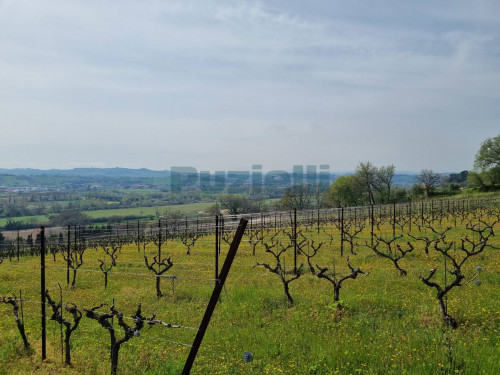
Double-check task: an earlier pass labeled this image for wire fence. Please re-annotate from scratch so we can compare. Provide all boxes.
[0,196,498,372]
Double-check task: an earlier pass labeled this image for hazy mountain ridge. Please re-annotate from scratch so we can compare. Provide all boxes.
[0,167,419,188]
[0,167,170,178]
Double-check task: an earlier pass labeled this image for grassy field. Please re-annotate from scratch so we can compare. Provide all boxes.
[81,202,214,219]
[0,211,498,374]
[0,215,49,228]
[0,203,214,228]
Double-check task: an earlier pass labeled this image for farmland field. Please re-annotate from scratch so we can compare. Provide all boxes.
[81,202,214,219]
[0,200,499,374]
[0,203,214,229]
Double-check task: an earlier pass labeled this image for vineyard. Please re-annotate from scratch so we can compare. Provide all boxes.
[0,197,499,375]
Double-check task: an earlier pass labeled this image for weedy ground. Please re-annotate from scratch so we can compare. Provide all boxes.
[0,213,498,375]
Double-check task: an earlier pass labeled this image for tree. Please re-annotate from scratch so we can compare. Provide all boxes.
[470,135,500,188]
[474,135,500,171]
[218,195,260,214]
[376,165,395,202]
[49,210,91,227]
[355,162,378,205]
[327,175,365,207]
[206,202,221,216]
[417,169,441,196]
[281,184,313,210]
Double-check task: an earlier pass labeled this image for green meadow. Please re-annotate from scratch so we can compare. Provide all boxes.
[0,209,498,375]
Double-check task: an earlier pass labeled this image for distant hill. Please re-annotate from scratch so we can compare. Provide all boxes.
[393,174,418,187]
[0,167,170,178]
[0,168,419,188]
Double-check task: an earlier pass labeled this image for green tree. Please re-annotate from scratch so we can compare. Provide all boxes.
[49,210,91,227]
[469,135,500,189]
[218,195,261,214]
[206,202,221,216]
[327,175,365,207]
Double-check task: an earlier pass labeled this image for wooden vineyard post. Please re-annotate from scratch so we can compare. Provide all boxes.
[40,226,47,360]
[182,218,248,375]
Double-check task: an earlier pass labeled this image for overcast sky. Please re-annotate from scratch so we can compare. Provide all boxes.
[0,0,499,173]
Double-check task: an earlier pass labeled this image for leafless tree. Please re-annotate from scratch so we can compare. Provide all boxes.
[408,225,451,255]
[98,254,114,289]
[315,256,367,306]
[362,235,414,276]
[298,239,324,275]
[417,169,441,196]
[376,165,395,203]
[180,230,200,255]
[254,241,303,306]
[246,226,266,256]
[420,217,497,328]
[0,294,29,348]
[322,228,335,245]
[356,161,378,205]
[335,216,365,255]
[61,240,86,287]
[46,290,82,365]
[84,303,146,375]
[144,255,174,298]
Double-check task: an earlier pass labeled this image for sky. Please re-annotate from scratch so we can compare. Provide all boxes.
[0,0,499,173]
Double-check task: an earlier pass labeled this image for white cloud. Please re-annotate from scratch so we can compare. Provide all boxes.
[0,0,498,172]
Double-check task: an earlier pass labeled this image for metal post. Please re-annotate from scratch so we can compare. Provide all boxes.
[182,218,248,375]
[370,204,374,248]
[41,226,46,360]
[67,225,70,285]
[158,220,162,260]
[393,202,396,237]
[409,199,412,232]
[293,208,297,274]
[317,209,320,234]
[17,229,20,261]
[215,215,219,288]
[421,201,424,228]
[73,225,77,263]
[221,217,225,254]
[341,206,344,257]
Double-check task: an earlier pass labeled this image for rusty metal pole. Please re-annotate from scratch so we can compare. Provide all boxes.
[182,218,248,375]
